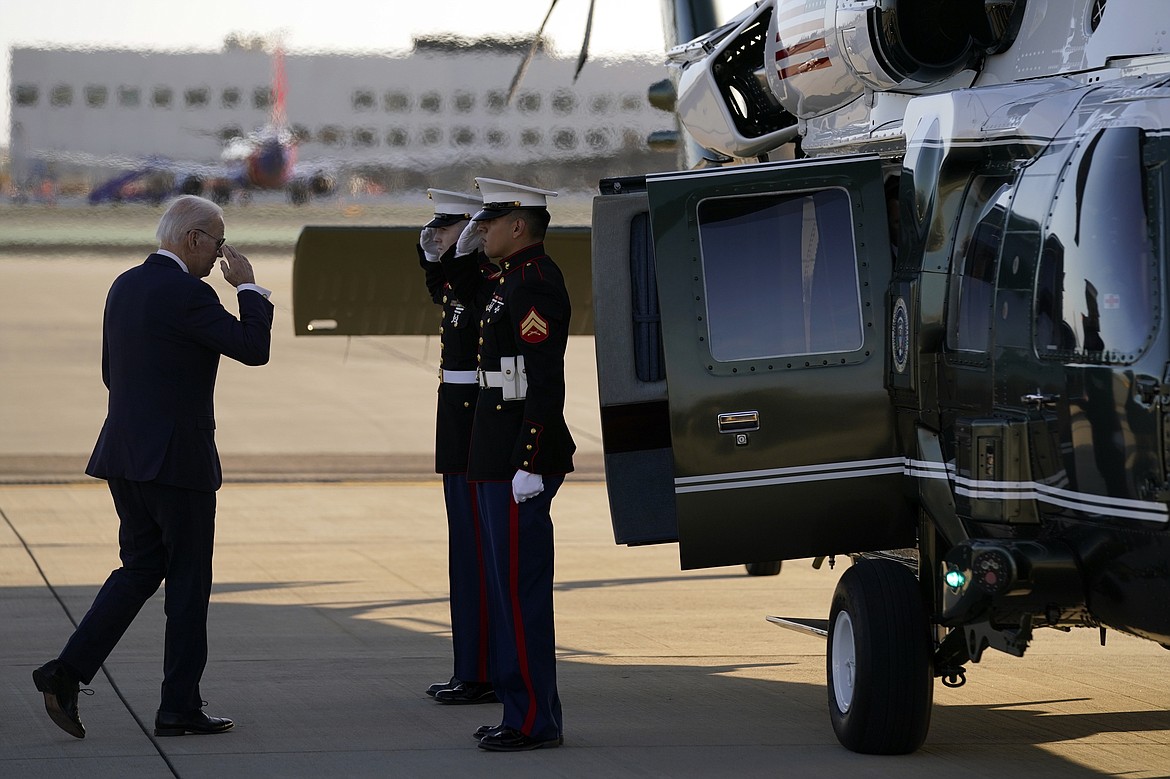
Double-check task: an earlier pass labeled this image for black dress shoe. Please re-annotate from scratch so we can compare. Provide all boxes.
[32,660,86,739]
[473,723,503,741]
[426,676,459,698]
[154,709,234,737]
[477,725,562,752]
[434,680,498,705]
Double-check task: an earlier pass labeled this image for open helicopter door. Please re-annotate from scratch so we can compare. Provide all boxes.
[645,156,915,569]
[592,179,679,545]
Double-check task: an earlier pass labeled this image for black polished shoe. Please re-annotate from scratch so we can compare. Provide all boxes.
[473,723,503,741]
[434,680,498,705]
[32,660,86,739]
[154,709,234,737]
[477,725,562,752]
[426,676,460,698]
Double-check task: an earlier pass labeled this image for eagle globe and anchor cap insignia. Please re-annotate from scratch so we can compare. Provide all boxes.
[520,307,550,343]
[892,297,909,374]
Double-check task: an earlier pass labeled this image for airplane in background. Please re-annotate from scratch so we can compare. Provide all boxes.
[87,47,335,206]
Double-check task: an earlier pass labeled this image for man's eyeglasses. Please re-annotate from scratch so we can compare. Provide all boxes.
[191,228,226,250]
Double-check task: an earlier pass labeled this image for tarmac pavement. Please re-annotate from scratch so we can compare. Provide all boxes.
[3,254,1170,777]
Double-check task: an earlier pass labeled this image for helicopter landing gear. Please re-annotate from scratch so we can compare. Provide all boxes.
[744,560,782,576]
[827,558,933,754]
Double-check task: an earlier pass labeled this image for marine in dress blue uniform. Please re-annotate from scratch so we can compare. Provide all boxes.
[442,178,575,751]
[417,189,499,704]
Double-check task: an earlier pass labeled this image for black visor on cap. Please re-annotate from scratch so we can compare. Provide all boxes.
[472,204,549,222]
[425,213,470,228]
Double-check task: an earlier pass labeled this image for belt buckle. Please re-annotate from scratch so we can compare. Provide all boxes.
[476,367,486,388]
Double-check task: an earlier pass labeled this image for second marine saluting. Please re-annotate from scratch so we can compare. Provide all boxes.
[418,189,499,705]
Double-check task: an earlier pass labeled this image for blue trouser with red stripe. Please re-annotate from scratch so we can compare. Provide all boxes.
[443,473,491,683]
[475,476,564,739]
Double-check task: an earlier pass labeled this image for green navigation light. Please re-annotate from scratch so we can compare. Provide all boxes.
[945,569,966,589]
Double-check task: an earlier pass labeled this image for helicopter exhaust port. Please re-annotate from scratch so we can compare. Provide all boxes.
[940,540,1084,628]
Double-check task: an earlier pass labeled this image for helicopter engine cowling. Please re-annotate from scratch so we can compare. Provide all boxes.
[765,0,1025,120]
[673,0,1026,158]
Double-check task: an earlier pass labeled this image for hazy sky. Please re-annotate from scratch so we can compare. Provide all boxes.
[1,0,743,146]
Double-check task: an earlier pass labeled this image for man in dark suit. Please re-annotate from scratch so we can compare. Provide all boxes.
[32,194,273,739]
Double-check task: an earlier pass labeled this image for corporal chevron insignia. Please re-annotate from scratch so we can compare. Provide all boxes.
[520,307,550,343]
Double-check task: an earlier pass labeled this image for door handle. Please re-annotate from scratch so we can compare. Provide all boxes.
[718,411,760,433]
[1021,392,1060,407]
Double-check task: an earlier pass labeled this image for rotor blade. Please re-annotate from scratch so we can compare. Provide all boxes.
[573,0,596,82]
[506,0,560,104]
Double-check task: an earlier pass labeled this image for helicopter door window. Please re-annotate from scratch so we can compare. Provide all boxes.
[949,183,1011,353]
[696,188,863,362]
[1035,127,1158,364]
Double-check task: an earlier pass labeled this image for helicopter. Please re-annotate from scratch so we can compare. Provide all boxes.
[591,0,1170,755]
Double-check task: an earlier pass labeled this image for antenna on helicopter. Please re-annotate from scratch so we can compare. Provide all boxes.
[505,0,596,105]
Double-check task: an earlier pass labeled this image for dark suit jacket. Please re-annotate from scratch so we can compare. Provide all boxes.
[85,254,274,492]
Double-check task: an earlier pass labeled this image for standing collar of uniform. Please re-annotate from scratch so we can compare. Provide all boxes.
[155,248,189,274]
[498,242,546,274]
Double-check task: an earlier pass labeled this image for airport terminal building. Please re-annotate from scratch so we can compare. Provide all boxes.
[7,37,678,196]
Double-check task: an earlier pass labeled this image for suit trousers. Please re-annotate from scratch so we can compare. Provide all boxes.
[475,476,564,740]
[59,478,216,713]
[442,473,491,682]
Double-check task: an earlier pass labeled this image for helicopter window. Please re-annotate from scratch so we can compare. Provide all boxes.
[1035,127,1158,363]
[697,188,863,361]
[948,181,1011,353]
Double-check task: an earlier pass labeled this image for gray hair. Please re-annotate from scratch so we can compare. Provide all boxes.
[156,195,223,246]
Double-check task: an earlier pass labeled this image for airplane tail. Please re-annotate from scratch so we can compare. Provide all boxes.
[272,45,288,130]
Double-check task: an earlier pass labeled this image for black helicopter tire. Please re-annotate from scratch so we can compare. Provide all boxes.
[744,561,782,576]
[826,558,933,754]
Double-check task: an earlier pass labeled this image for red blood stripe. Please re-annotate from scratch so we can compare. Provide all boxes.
[509,496,539,734]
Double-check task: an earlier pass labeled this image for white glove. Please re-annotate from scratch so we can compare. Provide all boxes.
[512,470,544,503]
[455,219,483,256]
[419,227,442,262]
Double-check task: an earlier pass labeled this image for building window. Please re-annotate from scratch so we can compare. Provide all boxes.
[318,125,344,146]
[117,86,140,107]
[454,91,475,112]
[352,90,375,111]
[553,129,578,150]
[420,92,442,113]
[697,188,864,361]
[622,128,643,149]
[185,87,210,108]
[151,86,172,108]
[590,94,613,114]
[84,85,108,107]
[552,90,577,114]
[253,87,273,110]
[486,90,507,114]
[451,126,475,146]
[586,128,611,150]
[486,129,508,147]
[517,91,541,113]
[420,127,442,145]
[384,91,410,112]
[352,127,377,146]
[521,129,542,147]
[221,87,240,108]
[50,84,74,107]
[621,94,643,112]
[386,127,408,147]
[14,84,39,106]
[219,125,243,142]
[290,124,312,143]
